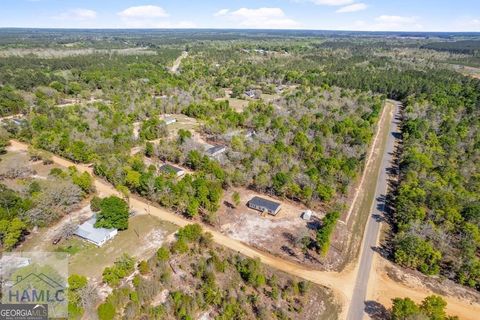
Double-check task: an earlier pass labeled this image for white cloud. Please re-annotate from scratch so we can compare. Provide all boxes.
[56,8,97,21]
[456,18,480,31]
[118,5,169,18]
[214,9,230,17]
[336,3,367,13]
[310,0,354,6]
[119,19,196,28]
[352,15,422,31]
[375,15,417,24]
[215,7,300,29]
[117,5,190,28]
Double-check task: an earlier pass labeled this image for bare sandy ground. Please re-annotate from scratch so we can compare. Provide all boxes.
[368,256,480,320]
[170,51,188,73]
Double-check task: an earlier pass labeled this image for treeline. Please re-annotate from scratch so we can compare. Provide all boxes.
[421,40,480,55]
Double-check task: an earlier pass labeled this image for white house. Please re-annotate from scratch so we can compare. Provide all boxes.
[74,216,118,247]
[163,117,177,125]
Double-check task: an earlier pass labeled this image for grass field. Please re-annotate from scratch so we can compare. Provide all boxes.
[50,215,177,279]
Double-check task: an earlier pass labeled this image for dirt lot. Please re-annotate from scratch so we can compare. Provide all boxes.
[162,113,199,135]
[218,188,328,267]
[368,256,480,320]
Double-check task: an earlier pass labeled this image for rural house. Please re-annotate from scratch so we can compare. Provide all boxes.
[206,145,227,158]
[74,215,118,247]
[159,163,185,177]
[247,196,282,215]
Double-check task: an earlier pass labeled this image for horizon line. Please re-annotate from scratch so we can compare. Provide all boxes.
[0,27,479,34]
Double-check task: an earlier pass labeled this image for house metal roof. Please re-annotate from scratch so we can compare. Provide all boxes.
[248,196,281,212]
[159,164,184,174]
[206,145,226,155]
[74,216,117,246]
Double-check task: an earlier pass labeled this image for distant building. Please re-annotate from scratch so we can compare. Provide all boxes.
[206,145,227,158]
[74,216,118,247]
[244,130,256,138]
[11,118,26,126]
[244,89,260,99]
[163,117,176,125]
[248,196,282,216]
[159,163,185,177]
[302,210,313,220]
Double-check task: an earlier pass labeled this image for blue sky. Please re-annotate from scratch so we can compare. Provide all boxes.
[1,0,479,31]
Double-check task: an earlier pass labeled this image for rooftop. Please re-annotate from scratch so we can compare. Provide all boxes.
[159,163,184,174]
[206,145,226,155]
[74,216,117,245]
[249,196,281,212]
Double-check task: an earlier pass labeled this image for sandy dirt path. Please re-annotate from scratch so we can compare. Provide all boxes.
[170,51,188,73]
[368,257,480,320]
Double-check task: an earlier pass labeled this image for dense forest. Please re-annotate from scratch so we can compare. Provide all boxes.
[1,30,479,293]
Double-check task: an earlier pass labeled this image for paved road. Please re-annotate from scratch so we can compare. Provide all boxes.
[347,101,402,320]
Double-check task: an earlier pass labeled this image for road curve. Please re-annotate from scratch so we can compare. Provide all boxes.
[347,101,402,320]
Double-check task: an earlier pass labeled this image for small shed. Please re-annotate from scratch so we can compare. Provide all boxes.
[159,163,185,177]
[163,117,177,125]
[74,216,118,247]
[302,210,313,220]
[247,196,282,216]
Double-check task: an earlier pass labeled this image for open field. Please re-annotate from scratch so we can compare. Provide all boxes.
[226,97,249,111]
[35,214,176,279]
[0,47,157,58]
[0,148,65,191]
[451,64,480,79]
[162,113,199,133]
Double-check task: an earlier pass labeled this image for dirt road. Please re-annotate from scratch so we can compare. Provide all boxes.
[7,140,349,306]
[170,51,188,73]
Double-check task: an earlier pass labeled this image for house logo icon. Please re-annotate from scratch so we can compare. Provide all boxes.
[13,273,64,289]
[0,252,69,318]
[6,272,66,304]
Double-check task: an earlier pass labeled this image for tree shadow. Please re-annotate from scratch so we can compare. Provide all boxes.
[223,200,234,209]
[282,232,296,246]
[306,215,322,230]
[364,300,389,320]
[280,245,296,257]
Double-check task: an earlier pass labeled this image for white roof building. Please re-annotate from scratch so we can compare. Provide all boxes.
[302,210,313,220]
[74,216,117,247]
[163,117,177,125]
